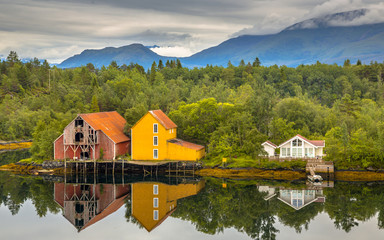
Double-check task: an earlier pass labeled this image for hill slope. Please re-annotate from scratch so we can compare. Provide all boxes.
[185,22,384,67]
[58,44,173,69]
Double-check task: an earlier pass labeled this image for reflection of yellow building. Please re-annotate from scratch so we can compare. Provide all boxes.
[131,110,205,161]
[131,181,205,232]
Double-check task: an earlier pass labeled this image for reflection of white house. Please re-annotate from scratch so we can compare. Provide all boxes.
[278,189,325,210]
[258,186,276,200]
[261,141,278,157]
[278,134,325,158]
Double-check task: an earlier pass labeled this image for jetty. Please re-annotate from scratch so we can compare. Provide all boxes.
[306,158,334,181]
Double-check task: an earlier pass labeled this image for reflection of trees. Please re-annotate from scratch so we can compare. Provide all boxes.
[172,179,279,240]
[124,198,143,229]
[276,200,324,233]
[0,172,60,216]
[172,179,384,238]
[324,183,381,232]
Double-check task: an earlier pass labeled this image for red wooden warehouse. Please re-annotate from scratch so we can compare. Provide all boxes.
[54,111,130,160]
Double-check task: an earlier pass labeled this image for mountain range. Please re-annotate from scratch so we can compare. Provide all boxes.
[58,9,384,69]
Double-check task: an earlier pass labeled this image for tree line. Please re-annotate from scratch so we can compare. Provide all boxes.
[1,51,384,168]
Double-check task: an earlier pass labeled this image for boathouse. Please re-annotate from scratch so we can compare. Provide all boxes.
[130,110,205,161]
[54,111,130,161]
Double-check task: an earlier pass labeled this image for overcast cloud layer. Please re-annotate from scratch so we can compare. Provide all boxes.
[0,0,383,63]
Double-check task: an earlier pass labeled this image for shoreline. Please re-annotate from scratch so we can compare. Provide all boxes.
[2,162,384,182]
[0,141,33,151]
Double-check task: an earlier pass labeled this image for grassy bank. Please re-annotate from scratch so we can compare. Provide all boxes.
[196,168,306,180]
[0,141,32,151]
[204,155,307,170]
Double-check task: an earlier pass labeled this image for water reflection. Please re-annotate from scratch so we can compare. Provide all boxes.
[53,176,205,232]
[1,170,384,239]
[54,183,130,231]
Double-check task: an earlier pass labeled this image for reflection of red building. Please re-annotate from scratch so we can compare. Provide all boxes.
[54,183,130,232]
[54,111,130,160]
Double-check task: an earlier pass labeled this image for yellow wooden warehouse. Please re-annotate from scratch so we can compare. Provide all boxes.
[130,110,205,161]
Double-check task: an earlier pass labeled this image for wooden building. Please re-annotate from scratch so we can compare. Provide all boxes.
[54,111,130,161]
[131,110,205,161]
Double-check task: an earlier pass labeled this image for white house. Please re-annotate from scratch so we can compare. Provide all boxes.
[261,141,277,157]
[278,134,325,158]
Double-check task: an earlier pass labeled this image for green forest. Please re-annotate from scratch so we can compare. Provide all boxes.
[1,51,384,169]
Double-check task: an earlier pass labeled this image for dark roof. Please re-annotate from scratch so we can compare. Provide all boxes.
[150,110,177,129]
[79,111,130,143]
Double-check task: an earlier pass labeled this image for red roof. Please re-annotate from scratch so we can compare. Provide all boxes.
[296,134,325,147]
[279,134,325,148]
[262,140,277,148]
[168,138,205,150]
[79,111,130,143]
[150,110,177,129]
[81,194,128,231]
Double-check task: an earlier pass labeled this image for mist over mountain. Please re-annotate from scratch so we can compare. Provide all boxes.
[58,9,384,69]
[284,9,368,31]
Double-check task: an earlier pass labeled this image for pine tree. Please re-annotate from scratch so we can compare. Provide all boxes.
[252,57,261,67]
[90,95,100,112]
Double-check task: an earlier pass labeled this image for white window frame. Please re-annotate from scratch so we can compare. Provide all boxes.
[153,136,158,146]
[153,149,158,159]
[153,185,159,195]
[153,198,159,208]
[153,123,158,133]
[153,210,159,220]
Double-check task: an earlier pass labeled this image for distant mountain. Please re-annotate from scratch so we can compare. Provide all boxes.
[58,44,174,69]
[58,10,384,68]
[284,9,368,31]
[184,22,384,67]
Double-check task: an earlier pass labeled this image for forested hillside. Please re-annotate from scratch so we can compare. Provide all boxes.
[1,51,384,168]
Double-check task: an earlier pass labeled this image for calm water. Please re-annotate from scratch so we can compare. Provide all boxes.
[0,170,384,240]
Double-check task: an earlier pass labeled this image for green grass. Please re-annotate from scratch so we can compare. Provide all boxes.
[18,158,44,164]
[203,155,306,170]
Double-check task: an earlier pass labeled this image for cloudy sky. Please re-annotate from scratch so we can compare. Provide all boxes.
[0,0,383,63]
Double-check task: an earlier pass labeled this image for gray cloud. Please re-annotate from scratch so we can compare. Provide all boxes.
[0,0,383,63]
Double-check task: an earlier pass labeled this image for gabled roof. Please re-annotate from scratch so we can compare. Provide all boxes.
[79,111,130,144]
[167,138,205,151]
[262,140,277,148]
[149,110,177,129]
[278,134,325,148]
[81,194,128,231]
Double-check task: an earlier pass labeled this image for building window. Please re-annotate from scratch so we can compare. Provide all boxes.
[153,149,158,159]
[292,139,302,147]
[153,123,158,133]
[282,148,286,157]
[153,136,158,146]
[153,185,159,195]
[153,198,159,208]
[153,210,159,220]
